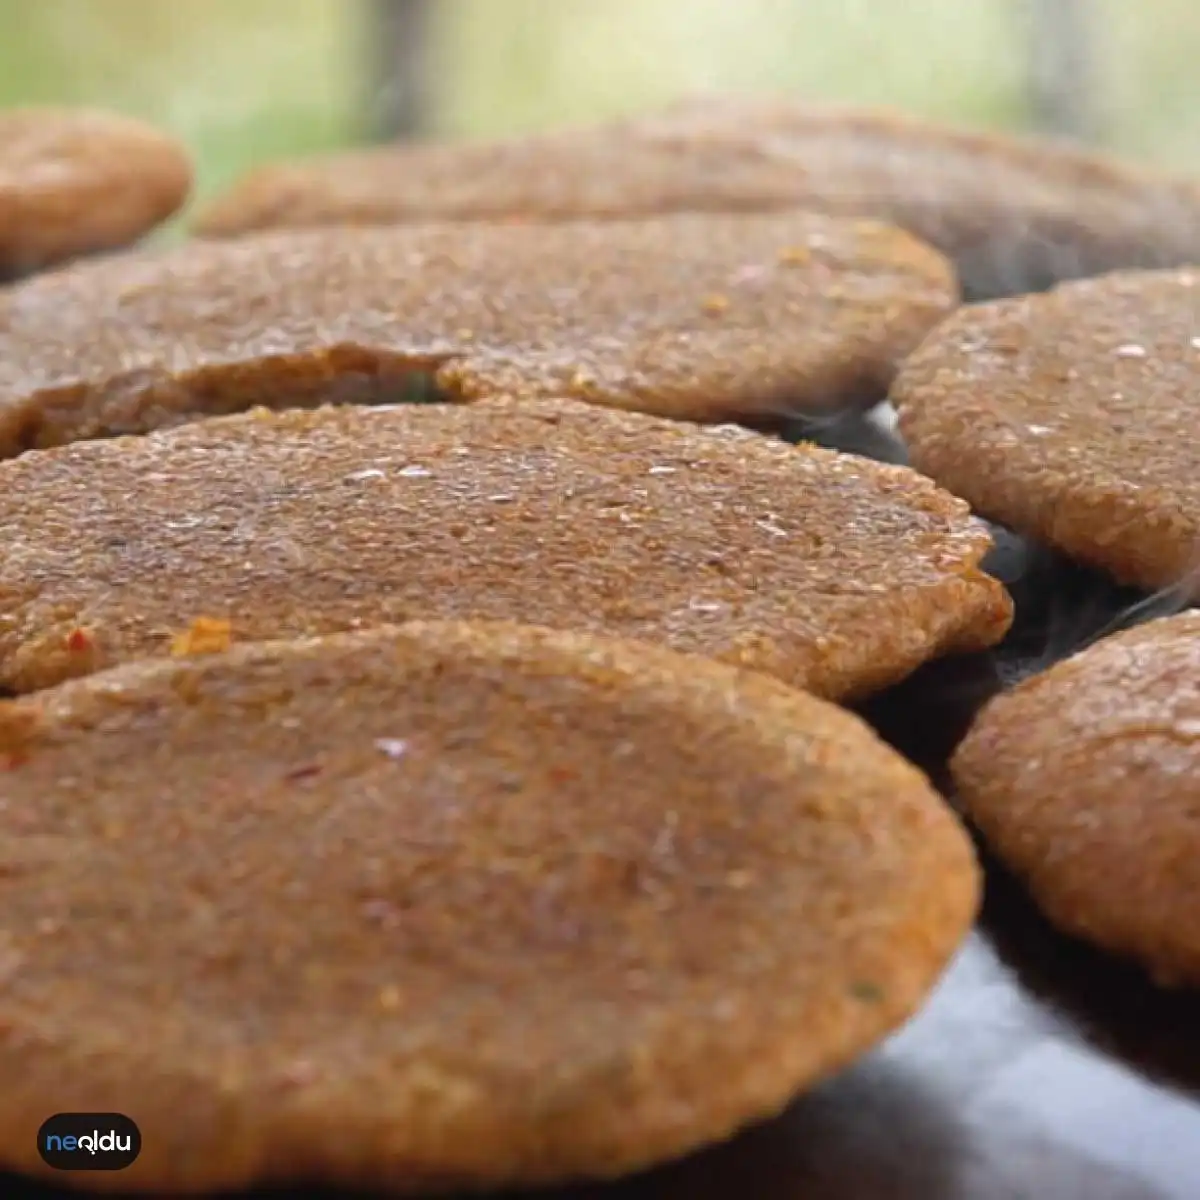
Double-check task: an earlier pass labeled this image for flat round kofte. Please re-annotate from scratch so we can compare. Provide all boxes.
[0,106,192,278]
[0,620,980,1193]
[192,98,1200,301]
[625,96,1200,300]
[953,612,1200,987]
[0,398,1011,698]
[893,268,1200,597]
[0,210,955,455]
[190,129,816,235]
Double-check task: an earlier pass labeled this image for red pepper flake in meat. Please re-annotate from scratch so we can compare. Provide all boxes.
[65,628,93,654]
[548,766,578,785]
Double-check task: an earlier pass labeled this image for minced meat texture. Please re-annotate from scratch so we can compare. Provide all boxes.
[0,397,1011,698]
[894,267,1200,596]
[0,619,979,1191]
[953,612,1200,987]
[0,210,955,455]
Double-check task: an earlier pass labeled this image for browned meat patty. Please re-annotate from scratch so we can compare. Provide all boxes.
[0,619,980,1192]
[0,397,1012,699]
[953,612,1200,987]
[0,106,191,278]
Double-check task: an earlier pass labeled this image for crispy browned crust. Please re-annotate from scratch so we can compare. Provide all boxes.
[0,210,955,452]
[893,268,1200,596]
[192,98,1200,300]
[952,612,1200,987]
[0,107,192,275]
[0,620,980,1192]
[0,397,1011,699]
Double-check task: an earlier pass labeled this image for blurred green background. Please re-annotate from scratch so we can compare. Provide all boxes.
[2,0,1198,209]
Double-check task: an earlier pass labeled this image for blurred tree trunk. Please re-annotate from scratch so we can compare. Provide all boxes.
[1025,0,1103,142]
[363,0,433,142]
